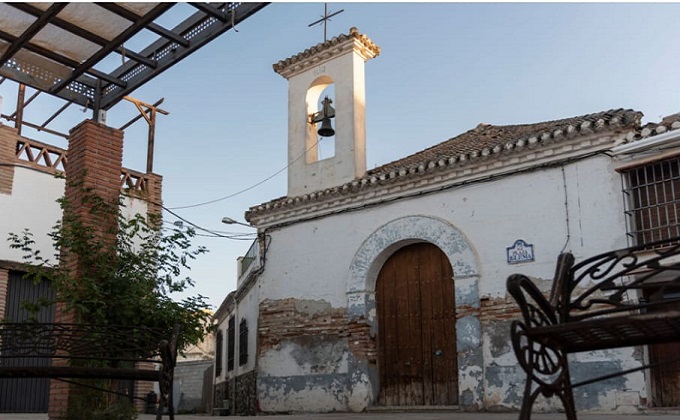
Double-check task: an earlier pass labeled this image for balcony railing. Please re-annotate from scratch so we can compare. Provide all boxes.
[239,239,258,277]
[11,136,148,194]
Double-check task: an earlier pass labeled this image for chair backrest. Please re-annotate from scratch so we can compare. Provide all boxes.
[549,252,575,322]
[564,237,680,322]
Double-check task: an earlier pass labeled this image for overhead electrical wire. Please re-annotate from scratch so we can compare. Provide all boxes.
[160,219,256,239]
[7,133,326,241]
[161,205,256,239]
[166,136,327,210]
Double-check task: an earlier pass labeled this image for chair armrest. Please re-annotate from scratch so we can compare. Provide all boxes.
[507,274,558,329]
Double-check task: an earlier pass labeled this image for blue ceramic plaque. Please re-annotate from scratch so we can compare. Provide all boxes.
[507,239,534,264]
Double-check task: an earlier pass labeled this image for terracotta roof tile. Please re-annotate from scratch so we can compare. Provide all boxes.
[273,27,380,77]
[246,108,644,221]
[369,108,641,176]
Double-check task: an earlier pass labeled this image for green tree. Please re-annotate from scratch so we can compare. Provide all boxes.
[7,184,212,418]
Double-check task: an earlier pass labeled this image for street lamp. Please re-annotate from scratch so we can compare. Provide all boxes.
[221,217,253,228]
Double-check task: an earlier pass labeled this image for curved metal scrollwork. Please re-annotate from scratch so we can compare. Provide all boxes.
[568,238,680,321]
[508,236,680,420]
[508,274,577,420]
[511,320,576,420]
[0,322,179,419]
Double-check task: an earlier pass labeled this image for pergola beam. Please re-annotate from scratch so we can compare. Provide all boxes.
[0,2,269,120]
[49,3,173,96]
[0,3,67,69]
[101,3,269,109]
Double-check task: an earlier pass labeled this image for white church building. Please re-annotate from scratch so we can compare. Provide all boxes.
[213,28,680,415]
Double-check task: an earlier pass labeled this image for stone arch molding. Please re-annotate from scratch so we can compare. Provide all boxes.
[346,215,479,316]
[344,215,483,411]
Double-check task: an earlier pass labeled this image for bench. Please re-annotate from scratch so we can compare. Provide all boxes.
[507,236,680,420]
[0,322,178,419]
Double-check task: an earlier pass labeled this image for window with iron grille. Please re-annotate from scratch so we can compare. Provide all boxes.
[227,316,235,371]
[622,155,680,246]
[215,329,223,377]
[239,318,248,366]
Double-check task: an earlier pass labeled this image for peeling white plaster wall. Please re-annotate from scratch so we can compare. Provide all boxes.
[255,153,637,413]
[214,286,260,385]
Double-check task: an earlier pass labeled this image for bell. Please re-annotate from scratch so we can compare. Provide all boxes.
[317,116,335,137]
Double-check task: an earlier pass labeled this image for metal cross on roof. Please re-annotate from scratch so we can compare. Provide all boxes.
[308,3,344,42]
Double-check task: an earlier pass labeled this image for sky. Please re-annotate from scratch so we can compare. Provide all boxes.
[3,2,680,309]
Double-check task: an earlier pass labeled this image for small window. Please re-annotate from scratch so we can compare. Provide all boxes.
[622,156,680,246]
[227,316,235,371]
[239,318,248,366]
[215,329,223,377]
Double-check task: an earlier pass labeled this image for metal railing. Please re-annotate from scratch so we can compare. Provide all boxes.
[622,155,680,247]
[239,239,258,276]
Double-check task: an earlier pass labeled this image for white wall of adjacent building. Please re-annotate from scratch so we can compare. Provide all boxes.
[0,167,63,263]
[0,166,150,266]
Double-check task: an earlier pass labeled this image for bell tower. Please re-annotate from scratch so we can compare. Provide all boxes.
[273,27,380,197]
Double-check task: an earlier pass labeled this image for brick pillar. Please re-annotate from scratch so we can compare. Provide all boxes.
[146,172,163,221]
[0,269,8,318]
[134,172,162,411]
[0,124,19,195]
[48,119,124,420]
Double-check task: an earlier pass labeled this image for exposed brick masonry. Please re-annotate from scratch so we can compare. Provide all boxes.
[479,296,522,326]
[258,298,348,350]
[348,316,376,362]
[257,297,517,367]
[0,125,20,194]
[0,269,8,319]
[1,120,162,418]
[258,298,377,368]
[49,120,124,420]
[145,172,163,220]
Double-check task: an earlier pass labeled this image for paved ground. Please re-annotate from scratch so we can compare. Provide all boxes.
[4,411,680,420]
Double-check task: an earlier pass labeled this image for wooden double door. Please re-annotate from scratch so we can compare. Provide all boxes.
[376,243,458,406]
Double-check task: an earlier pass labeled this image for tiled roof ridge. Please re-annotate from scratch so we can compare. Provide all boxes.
[245,108,652,221]
[273,27,380,75]
[369,108,641,176]
[634,112,680,140]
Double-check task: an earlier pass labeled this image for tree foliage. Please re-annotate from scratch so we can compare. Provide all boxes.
[7,184,212,351]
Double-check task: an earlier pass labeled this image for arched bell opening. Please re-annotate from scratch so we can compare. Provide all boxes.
[306,76,336,162]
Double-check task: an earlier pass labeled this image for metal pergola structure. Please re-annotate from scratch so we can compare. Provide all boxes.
[0,2,269,126]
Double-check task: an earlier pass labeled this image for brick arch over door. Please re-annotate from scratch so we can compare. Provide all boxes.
[345,215,483,411]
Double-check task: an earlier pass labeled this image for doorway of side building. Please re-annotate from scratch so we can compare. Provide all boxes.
[376,242,458,406]
[648,286,680,407]
[0,270,56,412]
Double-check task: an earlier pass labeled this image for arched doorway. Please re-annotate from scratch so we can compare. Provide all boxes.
[376,242,458,406]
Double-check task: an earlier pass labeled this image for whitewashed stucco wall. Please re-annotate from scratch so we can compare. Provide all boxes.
[255,153,633,412]
[1,166,150,266]
[236,287,259,375]
[259,155,626,304]
[214,286,260,384]
[214,311,229,385]
[0,167,64,263]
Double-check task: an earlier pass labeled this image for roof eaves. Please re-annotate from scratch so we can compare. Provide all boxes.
[245,108,643,222]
